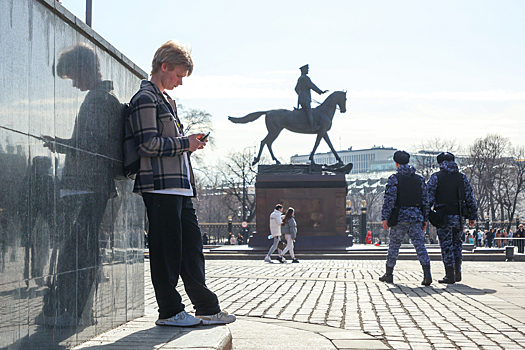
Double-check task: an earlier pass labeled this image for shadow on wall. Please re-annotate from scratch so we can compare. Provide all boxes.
[36,42,122,327]
[0,42,138,349]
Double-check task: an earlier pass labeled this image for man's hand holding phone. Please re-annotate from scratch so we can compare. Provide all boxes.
[199,132,210,142]
[188,133,209,152]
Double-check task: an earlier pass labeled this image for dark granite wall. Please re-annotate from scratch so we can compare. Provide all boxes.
[0,0,146,348]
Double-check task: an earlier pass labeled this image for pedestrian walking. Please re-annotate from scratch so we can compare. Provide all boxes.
[515,224,525,253]
[477,229,483,247]
[277,207,299,263]
[265,204,283,263]
[380,151,432,285]
[495,229,502,247]
[129,40,235,327]
[427,152,478,284]
[486,229,494,248]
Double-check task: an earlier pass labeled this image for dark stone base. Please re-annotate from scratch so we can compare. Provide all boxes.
[248,234,353,250]
[255,171,348,251]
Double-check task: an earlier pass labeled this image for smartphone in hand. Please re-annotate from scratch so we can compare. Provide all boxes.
[200,132,210,141]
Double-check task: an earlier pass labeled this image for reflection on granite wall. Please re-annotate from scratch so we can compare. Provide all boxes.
[0,0,146,348]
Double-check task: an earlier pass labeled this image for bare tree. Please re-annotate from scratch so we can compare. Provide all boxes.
[217,148,270,223]
[347,180,385,222]
[464,134,511,221]
[411,137,462,180]
[177,102,214,166]
[179,107,213,135]
[497,146,525,228]
[192,168,228,223]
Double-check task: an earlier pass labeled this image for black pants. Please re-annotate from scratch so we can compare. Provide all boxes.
[517,239,524,254]
[142,193,220,319]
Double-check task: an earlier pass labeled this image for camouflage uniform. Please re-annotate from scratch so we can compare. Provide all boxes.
[427,160,478,268]
[382,164,430,268]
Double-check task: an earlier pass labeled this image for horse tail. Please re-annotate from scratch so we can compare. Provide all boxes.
[228,111,266,124]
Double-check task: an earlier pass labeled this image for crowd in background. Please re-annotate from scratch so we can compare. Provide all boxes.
[459,224,525,253]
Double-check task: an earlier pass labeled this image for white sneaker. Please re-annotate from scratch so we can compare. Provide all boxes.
[197,310,236,325]
[155,310,202,327]
[264,256,273,263]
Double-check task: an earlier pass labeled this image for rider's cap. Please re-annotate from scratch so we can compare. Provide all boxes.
[299,64,309,71]
[393,150,410,165]
[437,152,455,164]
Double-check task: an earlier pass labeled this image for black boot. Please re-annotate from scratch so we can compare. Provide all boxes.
[438,266,455,284]
[454,258,462,282]
[379,265,394,283]
[421,265,432,286]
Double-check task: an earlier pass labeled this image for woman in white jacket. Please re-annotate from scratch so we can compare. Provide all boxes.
[278,208,298,263]
[264,204,283,263]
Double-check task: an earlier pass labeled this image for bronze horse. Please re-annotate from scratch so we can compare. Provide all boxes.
[228,91,347,165]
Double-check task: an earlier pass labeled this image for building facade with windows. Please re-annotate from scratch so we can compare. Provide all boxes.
[290,146,397,174]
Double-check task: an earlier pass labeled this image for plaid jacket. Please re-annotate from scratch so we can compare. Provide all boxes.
[129,80,195,195]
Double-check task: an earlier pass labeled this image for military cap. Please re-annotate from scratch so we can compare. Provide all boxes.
[299,64,309,71]
[393,150,410,165]
[437,152,455,164]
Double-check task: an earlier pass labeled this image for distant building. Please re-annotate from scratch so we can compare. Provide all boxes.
[290,146,397,174]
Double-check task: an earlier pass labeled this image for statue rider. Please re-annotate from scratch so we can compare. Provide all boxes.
[295,64,327,128]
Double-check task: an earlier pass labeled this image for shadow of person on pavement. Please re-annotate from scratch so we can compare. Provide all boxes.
[387,285,497,295]
[66,322,225,350]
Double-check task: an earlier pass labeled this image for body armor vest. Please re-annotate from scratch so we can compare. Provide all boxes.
[435,171,465,215]
[396,174,422,207]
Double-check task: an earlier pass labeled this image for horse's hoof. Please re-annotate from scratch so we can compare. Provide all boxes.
[275,161,281,165]
[252,158,259,166]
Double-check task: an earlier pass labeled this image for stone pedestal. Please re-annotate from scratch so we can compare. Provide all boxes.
[250,165,350,250]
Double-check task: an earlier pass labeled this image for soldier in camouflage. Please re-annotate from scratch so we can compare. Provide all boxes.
[380,151,432,285]
[427,152,478,284]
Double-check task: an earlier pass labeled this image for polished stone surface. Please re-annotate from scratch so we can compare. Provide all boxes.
[0,0,146,348]
[253,173,349,248]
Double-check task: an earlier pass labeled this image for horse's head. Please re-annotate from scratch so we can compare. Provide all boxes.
[337,91,347,113]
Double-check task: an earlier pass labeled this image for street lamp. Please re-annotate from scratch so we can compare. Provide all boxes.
[227,215,232,245]
[86,0,92,27]
[360,200,367,244]
[241,146,256,241]
[345,199,352,232]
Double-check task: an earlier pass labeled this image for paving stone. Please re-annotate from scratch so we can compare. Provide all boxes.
[332,339,389,349]
[321,331,376,340]
[77,260,525,350]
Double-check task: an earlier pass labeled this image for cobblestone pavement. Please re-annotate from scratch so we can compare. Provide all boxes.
[145,259,525,350]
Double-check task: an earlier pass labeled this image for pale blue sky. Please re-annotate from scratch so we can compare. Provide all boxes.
[63,0,525,163]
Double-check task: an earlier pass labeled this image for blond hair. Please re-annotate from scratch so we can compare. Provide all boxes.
[151,40,193,76]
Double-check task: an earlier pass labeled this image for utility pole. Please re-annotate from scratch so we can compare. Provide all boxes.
[86,0,92,27]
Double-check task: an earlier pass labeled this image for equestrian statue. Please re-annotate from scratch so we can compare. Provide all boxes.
[228,64,348,167]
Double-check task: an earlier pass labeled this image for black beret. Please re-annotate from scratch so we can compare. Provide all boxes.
[437,152,455,163]
[393,150,410,165]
